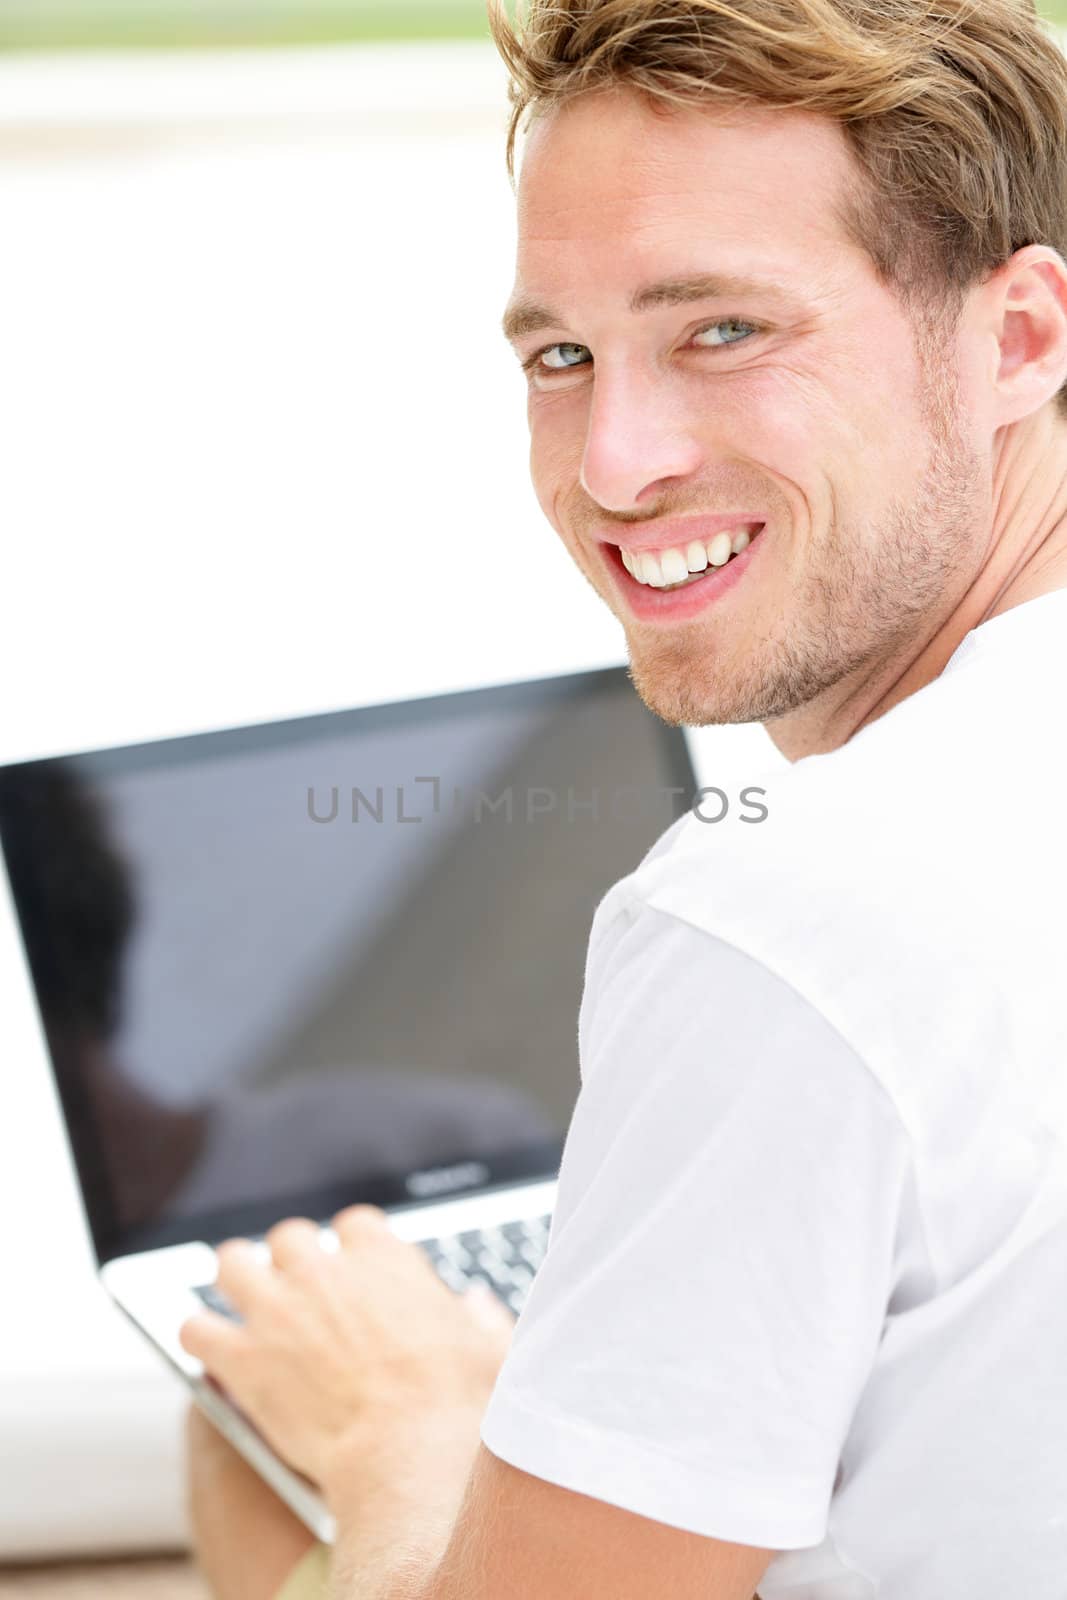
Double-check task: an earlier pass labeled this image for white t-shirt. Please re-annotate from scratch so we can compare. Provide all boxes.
[479,588,1067,1599]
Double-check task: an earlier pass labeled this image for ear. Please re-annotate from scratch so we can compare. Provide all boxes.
[985,243,1067,426]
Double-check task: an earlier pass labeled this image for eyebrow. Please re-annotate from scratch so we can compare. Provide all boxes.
[500,271,800,345]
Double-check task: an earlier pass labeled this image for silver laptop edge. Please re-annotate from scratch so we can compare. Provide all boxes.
[100,1176,559,1542]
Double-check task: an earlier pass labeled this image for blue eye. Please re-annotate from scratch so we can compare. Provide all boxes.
[522,318,760,376]
[539,342,591,371]
[692,319,758,347]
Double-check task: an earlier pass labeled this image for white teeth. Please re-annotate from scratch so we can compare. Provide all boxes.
[618,527,759,586]
[659,548,689,584]
[707,532,733,567]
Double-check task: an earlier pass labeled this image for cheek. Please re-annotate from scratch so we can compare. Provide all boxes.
[697,365,829,490]
[527,395,587,524]
[805,324,930,457]
[731,359,890,494]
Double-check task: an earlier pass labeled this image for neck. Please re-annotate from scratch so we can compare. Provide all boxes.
[764,406,1067,763]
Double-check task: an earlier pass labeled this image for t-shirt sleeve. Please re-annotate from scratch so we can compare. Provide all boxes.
[479,898,915,1551]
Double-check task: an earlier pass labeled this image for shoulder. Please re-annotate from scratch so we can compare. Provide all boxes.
[574,896,906,1179]
[577,719,961,1136]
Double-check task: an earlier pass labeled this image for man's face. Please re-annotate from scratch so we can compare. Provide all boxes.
[504,87,988,729]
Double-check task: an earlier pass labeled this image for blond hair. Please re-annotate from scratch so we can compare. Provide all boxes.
[486,0,1067,419]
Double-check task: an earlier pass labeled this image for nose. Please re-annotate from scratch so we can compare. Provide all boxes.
[579,362,706,512]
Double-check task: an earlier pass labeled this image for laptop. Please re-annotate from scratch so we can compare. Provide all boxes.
[0,665,696,1544]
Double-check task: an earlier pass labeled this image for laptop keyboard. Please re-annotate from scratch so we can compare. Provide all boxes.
[194,1212,552,1323]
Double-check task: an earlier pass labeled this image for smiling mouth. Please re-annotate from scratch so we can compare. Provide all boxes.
[609,523,765,589]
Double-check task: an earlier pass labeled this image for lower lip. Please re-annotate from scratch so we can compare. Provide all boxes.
[601,526,766,621]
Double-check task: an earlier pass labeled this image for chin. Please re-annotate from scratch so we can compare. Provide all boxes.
[627,626,786,726]
[628,653,727,727]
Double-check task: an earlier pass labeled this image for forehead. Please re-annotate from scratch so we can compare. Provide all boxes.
[514,88,859,299]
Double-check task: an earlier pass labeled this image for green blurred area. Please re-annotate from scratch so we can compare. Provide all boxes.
[0,1,495,51]
[0,0,1062,51]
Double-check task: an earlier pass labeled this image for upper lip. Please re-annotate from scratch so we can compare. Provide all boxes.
[595,516,766,554]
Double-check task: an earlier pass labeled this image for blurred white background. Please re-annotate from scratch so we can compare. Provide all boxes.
[0,40,781,1557]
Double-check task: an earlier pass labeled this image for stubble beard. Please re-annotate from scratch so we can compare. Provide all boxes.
[623,319,984,729]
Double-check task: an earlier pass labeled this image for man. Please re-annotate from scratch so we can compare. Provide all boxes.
[178,0,1067,1595]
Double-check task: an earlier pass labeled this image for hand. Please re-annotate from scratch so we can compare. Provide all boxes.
[178,1206,516,1510]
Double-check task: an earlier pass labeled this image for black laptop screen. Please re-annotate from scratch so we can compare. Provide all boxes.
[0,667,695,1262]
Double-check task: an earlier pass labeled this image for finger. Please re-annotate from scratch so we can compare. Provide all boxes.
[464,1282,518,1334]
[266,1216,325,1271]
[332,1204,391,1248]
[213,1236,279,1314]
[332,1205,432,1276]
[179,1309,250,1381]
[180,1316,263,1422]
